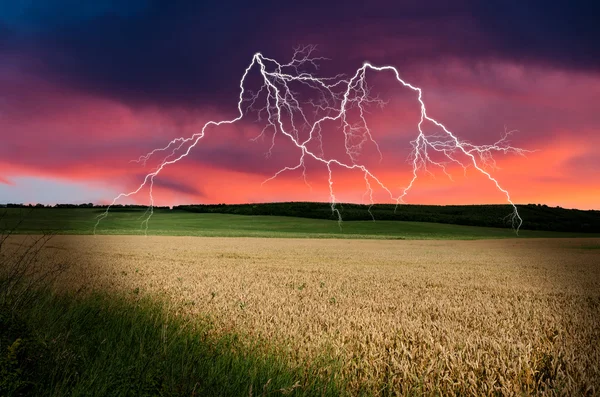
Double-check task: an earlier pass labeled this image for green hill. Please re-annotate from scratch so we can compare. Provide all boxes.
[2,202,599,236]
[171,202,600,233]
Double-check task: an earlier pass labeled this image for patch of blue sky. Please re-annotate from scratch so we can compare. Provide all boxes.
[0,176,118,205]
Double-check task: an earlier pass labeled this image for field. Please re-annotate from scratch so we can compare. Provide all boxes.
[8,234,599,395]
[3,207,600,239]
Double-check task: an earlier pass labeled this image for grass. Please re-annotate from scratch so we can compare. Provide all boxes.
[0,224,343,396]
[0,287,343,396]
[2,207,599,239]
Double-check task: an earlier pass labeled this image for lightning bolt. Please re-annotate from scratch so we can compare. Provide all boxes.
[95,46,529,235]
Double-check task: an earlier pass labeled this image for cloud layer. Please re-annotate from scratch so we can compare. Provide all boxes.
[1,1,598,209]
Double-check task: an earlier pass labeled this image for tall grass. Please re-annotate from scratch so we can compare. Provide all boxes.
[0,214,343,396]
[0,210,68,313]
[1,290,343,396]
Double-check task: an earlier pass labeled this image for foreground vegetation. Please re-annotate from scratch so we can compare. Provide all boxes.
[10,234,599,396]
[0,290,342,396]
[2,210,598,395]
[0,234,340,396]
[2,207,599,239]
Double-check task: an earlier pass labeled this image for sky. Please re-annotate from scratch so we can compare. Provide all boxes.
[0,0,599,209]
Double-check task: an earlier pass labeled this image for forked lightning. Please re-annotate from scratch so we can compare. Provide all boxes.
[95,46,528,234]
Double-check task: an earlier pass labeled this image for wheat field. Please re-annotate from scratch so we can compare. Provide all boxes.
[26,235,600,395]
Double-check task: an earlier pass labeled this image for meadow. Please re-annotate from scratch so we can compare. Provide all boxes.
[2,207,599,239]
[2,233,599,396]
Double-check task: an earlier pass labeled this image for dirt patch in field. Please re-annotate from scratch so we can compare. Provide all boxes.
[15,236,600,395]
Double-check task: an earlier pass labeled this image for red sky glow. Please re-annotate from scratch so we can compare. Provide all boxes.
[1,2,598,209]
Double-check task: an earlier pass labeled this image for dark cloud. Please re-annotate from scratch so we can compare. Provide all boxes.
[185,141,303,177]
[1,0,598,108]
[145,176,205,197]
[474,0,600,71]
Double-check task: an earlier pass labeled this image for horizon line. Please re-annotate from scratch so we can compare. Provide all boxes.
[1,201,598,212]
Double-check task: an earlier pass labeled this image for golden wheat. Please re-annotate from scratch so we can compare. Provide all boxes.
[20,236,600,396]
